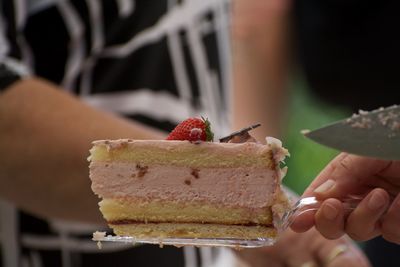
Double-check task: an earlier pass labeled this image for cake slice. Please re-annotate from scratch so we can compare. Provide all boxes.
[89,135,289,240]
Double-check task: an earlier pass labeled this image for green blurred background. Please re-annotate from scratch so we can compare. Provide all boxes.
[282,77,351,195]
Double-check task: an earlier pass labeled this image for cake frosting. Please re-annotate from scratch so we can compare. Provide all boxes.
[89,138,289,240]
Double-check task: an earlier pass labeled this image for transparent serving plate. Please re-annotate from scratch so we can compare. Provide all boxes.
[92,196,360,248]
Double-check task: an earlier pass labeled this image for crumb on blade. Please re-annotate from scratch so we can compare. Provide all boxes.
[351,117,372,129]
[358,109,369,115]
[300,129,310,135]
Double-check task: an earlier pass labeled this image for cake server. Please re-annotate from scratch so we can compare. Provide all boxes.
[303,105,400,160]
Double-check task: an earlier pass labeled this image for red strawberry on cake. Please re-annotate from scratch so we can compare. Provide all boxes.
[166,117,214,142]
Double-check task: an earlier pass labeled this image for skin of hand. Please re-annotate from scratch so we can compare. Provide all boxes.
[236,227,371,267]
[0,78,165,224]
[291,153,400,244]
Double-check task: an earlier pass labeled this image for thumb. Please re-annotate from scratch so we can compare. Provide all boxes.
[302,153,355,199]
[313,179,350,200]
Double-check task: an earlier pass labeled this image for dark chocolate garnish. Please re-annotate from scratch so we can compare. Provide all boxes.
[219,123,261,143]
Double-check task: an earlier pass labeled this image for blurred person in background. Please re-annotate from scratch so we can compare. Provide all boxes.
[0,0,370,267]
[233,0,400,266]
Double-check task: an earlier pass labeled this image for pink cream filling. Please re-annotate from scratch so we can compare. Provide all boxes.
[90,162,278,209]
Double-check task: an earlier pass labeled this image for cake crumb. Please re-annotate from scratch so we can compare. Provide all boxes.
[345,109,373,128]
[391,121,400,130]
[379,113,388,126]
[346,106,399,131]
[345,112,361,124]
[93,231,106,239]
[378,111,399,130]
[92,231,106,249]
[184,179,191,185]
[351,117,372,129]
[300,129,310,135]
[105,140,128,151]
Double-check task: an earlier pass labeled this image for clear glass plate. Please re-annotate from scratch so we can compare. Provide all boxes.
[92,235,275,248]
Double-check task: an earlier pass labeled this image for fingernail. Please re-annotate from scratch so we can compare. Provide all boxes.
[314,179,335,194]
[327,244,348,262]
[300,261,317,267]
[368,191,386,210]
[323,203,339,220]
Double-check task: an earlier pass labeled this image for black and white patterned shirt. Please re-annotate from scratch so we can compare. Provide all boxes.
[0,1,234,266]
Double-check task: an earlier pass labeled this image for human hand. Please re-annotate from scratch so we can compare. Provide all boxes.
[291,153,400,244]
[235,227,370,267]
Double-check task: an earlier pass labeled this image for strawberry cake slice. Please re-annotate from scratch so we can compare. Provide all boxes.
[89,118,289,240]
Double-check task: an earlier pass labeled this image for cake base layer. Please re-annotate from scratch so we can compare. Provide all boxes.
[111,223,277,239]
[100,198,272,225]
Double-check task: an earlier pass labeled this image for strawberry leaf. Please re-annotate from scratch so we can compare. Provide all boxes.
[202,117,214,142]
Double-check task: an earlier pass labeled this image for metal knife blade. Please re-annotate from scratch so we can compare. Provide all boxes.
[303,105,400,160]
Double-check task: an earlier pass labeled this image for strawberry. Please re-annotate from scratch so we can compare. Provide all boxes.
[166,117,214,142]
